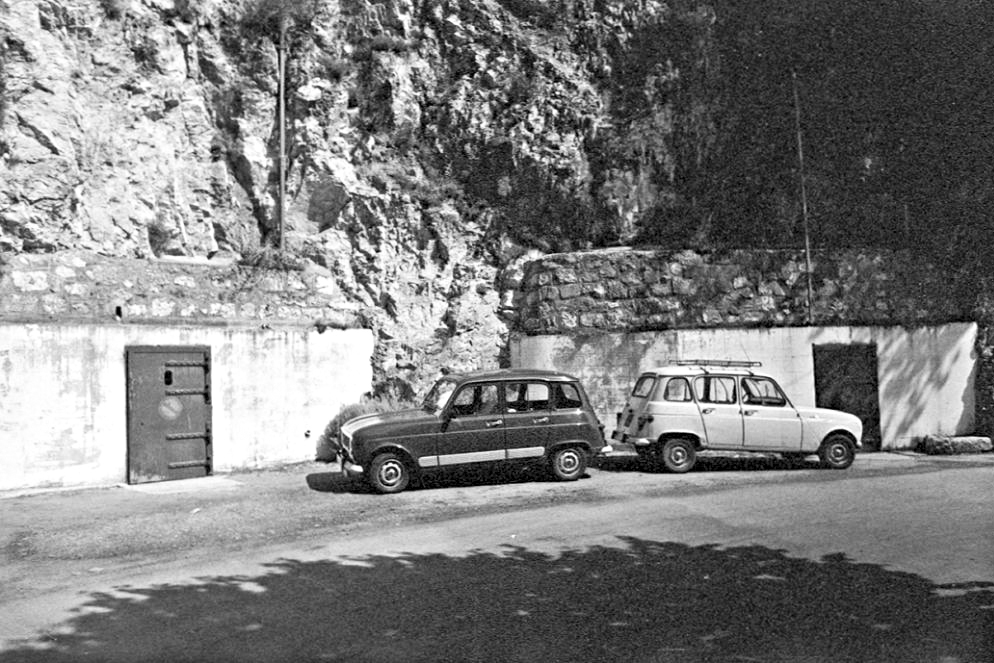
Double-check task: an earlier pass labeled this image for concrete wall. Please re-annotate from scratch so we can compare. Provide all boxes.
[511,323,977,450]
[0,322,374,492]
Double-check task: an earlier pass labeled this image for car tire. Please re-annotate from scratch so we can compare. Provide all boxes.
[368,452,411,493]
[660,438,697,473]
[549,446,587,481]
[818,435,855,470]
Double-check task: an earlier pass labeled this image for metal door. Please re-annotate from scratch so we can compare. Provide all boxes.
[813,343,881,451]
[127,346,212,484]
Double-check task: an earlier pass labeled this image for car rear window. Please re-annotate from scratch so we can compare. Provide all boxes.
[663,377,693,402]
[552,383,583,409]
[632,375,656,398]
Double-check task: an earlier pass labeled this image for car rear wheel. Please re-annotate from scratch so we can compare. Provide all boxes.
[368,453,411,493]
[818,435,855,470]
[660,438,697,473]
[550,447,587,481]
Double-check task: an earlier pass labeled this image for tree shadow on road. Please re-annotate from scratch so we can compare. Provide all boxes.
[596,453,822,474]
[3,539,991,662]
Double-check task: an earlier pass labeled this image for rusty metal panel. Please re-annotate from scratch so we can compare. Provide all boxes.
[126,346,212,484]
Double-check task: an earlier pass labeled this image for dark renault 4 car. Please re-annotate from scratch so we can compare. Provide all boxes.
[339,369,610,493]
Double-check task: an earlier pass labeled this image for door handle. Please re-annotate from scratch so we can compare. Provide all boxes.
[744,410,757,416]
[532,416,549,424]
[702,408,715,415]
[486,419,504,428]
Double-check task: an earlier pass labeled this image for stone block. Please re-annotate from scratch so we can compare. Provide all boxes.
[672,276,697,296]
[919,434,993,455]
[558,311,578,330]
[558,283,582,299]
[649,282,672,296]
[12,271,50,292]
[579,312,605,327]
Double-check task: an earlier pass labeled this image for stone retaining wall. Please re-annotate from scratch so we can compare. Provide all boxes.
[0,251,362,329]
[509,248,968,335]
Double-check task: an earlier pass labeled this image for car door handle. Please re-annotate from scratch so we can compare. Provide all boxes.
[702,408,715,415]
[486,419,504,428]
[532,416,549,424]
[744,410,757,416]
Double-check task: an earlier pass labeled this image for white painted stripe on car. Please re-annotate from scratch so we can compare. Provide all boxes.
[437,450,506,466]
[418,456,439,468]
[506,446,545,460]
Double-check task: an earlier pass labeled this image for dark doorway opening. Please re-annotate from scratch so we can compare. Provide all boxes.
[126,346,213,484]
[812,343,881,451]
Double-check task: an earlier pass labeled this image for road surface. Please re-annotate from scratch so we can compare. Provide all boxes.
[1,458,992,661]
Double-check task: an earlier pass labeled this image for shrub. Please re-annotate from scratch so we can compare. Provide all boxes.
[315,394,418,462]
[239,246,305,271]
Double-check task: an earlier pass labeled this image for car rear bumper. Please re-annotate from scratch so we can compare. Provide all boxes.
[610,430,651,447]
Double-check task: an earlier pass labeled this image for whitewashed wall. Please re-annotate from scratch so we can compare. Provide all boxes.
[511,323,977,450]
[0,323,374,491]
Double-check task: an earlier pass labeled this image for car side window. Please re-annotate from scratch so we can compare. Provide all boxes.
[552,383,583,409]
[450,384,501,417]
[742,377,787,407]
[663,377,693,402]
[694,376,737,404]
[504,382,549,412]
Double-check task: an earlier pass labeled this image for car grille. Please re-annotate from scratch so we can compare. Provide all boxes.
[339,430,353,459]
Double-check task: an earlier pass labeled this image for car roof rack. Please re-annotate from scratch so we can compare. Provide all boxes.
[670,359,763,368]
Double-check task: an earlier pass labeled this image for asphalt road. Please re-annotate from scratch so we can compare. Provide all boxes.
[1,454,992,662]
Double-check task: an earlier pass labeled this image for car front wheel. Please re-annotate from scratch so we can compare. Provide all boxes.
[550,447,587,481]
[660,438,697,473]
[818,435,855,470]
[368,453,411,493]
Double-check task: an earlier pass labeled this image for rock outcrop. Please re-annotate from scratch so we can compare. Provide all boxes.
[1,0,720,395]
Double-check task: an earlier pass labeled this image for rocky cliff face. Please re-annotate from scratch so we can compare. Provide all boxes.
[1,0,718,396]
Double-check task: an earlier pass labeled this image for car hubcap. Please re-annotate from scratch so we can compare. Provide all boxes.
[669,447,688,465]
[558,451,579,474]
[829,444,847,463]
[378,460,404,486]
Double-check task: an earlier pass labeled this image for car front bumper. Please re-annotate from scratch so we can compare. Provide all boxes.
[341,457,364,478]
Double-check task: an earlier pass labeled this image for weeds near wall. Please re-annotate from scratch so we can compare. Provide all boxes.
[239,246,305,271]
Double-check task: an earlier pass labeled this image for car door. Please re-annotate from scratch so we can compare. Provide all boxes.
[503,381,551,461]
[740,376,803,449]
[436,382,506,466]
[693,375,743,448]
[547,381,594,446]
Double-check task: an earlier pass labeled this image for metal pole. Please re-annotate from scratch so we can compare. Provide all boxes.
[277,14,286,251]
[792,70,814,324]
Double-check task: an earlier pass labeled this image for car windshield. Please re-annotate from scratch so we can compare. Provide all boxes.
[422,377,458,415]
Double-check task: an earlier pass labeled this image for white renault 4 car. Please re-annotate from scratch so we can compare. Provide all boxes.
[611,360,863,472]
